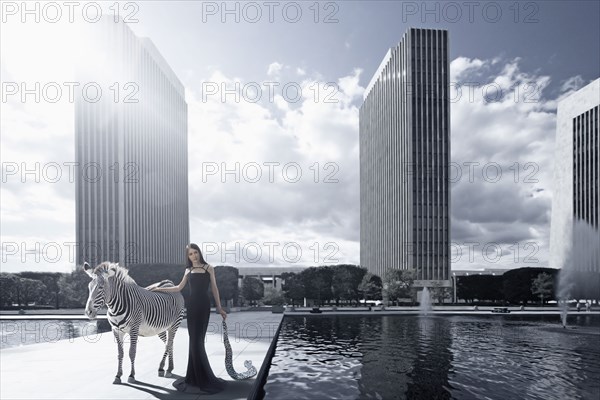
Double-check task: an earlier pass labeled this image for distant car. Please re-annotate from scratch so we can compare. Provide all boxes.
[492,307,510,313]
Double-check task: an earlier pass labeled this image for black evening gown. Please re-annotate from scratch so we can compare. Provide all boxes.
[173,269,228,394]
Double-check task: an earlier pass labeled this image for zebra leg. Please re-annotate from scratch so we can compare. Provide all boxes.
[127,327,139,383]
[113,329,125,384]
[165,325,179,377]
[157,331,167,377]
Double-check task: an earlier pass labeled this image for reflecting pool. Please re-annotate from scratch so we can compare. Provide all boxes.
[263,315,600,399]
[0,319,111,349]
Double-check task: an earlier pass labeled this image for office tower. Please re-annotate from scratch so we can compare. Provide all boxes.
[75,17,189,266]
[360,28,450,287]
[550,78,599,274]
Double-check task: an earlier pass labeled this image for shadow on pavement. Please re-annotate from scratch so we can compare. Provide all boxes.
[122,377,256,399]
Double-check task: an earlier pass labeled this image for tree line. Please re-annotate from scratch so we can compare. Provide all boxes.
[457,267,560,305]
[0,264,385,309]
[1,264,595,309]
[0,264,240,309]
[256,266,598,307]
[275,265,448,306]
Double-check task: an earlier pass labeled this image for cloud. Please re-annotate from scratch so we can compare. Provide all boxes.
[560,75,584,93]
[184,67,364,267]
[185,56,568,272]
[338,68,364,103]
[267,61,283,76]
[450,57,486,82]
[448,56,572,271]
[2,34,582,274]
[1,22,79,272]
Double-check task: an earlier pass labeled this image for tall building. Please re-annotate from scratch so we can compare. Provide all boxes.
[75,18,189,267]
[360,28,450,288]
[550,78,599,276]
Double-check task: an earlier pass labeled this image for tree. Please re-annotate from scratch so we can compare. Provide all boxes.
[383,269,415,305]
[58,266,92,308]
[429,281,452,305]
[281,272,305,306]
[358,272,382,302]
[457,275,503,303]
[331,265,367,306]
[531,272,554,305]
[128,263,191,305]
[261,287,286,306]
[128,263,184,287]
[19,278,47,305]
[242,277,264,306]
[0,273,20,307]
[503,267,559,305]
[18,272,62,308]
[456,276,475,303]
[299,266,333,306]
[214,266,239,306]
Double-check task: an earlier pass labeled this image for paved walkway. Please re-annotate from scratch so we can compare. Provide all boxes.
[0,311,283,400]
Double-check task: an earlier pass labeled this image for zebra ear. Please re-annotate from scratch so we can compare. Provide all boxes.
[106,264,117,277]
[83,262,95,278]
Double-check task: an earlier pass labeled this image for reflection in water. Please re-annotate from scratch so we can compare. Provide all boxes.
[265,316,363,399]
[406,317,453,399]
[450,317,599,400]
[358,316,414,399]
[358,316,453,399]
[0,320,110,349]
[263,315,600,400]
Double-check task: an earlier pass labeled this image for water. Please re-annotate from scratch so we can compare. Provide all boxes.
[263,315,600,400]
[0,320,111,349]
[419,288,432,315]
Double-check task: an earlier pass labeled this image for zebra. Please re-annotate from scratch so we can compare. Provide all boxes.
[84,261,185,384]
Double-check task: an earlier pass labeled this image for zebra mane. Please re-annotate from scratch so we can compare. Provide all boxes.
[94,262,136,284]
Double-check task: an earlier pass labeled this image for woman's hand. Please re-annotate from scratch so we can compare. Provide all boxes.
[217,307,227,320]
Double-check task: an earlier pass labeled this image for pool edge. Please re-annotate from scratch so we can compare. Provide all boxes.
[246,314,285,400]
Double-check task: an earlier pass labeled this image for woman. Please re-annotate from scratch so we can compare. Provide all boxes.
[151,243,228,394]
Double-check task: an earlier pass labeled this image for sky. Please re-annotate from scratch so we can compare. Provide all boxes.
[1,0,599,273]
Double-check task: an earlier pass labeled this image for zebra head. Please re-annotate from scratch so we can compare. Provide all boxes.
[83,261,115,319]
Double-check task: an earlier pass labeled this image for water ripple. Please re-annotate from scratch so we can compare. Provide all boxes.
[262,315,600,400]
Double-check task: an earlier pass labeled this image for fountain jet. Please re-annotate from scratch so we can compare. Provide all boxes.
[419,287,432,315]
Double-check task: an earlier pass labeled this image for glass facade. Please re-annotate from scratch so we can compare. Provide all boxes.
[360,28,450,283]
[573,106,599,229]
[550,78,600,273]
[75,18,189,267]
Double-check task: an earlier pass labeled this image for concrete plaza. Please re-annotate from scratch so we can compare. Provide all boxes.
[0,311,283,400]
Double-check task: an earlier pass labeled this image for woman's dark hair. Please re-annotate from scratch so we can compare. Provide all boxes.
[185,243,207,269]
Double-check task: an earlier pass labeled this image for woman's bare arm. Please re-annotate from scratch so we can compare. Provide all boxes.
[151,269,190,292]
[208,265,223,308]
[208,265,227,319]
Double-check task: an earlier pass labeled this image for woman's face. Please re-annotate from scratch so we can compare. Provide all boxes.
[188,248,199,263]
